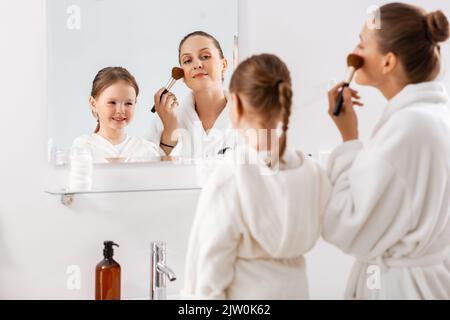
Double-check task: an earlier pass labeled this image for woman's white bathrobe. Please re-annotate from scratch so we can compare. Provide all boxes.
[147,91,238,158]
[182,147,330,299]
[323,81,450,299]
[72,134,162,163]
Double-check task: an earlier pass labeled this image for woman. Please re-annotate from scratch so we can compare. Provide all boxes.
[324,3,450,299]
[148,31,238,159]
[72,67,161,163]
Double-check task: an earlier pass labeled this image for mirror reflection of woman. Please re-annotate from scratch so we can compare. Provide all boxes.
[148,31,238,158]
[323,3,450,299]
[72,67,161,163]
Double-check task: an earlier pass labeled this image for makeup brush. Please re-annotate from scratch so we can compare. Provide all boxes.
[333,54,364,116]
[151,67,185,113]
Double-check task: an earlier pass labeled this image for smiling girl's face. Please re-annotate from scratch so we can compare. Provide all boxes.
[90,80,137,133]
[179,35,228,91]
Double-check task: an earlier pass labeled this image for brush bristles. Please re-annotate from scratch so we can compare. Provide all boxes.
[172,67,185,80]
[347,54,364,70]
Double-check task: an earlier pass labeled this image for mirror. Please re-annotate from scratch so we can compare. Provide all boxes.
[46,0,238,164]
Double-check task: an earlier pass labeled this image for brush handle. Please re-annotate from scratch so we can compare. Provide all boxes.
[333,83,350,116]
[151,88,169,113]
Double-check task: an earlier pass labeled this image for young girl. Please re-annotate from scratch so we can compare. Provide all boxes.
[72,67,161,163]
[148,31,238,159]
[182,54,330,299]
[324,3,450,299]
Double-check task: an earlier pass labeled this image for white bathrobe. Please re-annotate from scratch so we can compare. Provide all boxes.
[147,91,239,158]
[71,134,162,163]
[323,81,450,299]
[182,146,330,299]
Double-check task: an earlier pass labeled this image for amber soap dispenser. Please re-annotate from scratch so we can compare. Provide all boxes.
[95,241,121,300]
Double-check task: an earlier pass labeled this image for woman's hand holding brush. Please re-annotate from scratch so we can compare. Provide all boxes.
[328,81,364,142]
[154,88,179,153]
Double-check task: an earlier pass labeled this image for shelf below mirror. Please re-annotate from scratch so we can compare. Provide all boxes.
[45,186,202,206]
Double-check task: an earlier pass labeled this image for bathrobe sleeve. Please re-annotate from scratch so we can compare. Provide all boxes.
[146,114,185,157]
[322,139,414,259]
[182,176,242,299]
[146,114,164,145]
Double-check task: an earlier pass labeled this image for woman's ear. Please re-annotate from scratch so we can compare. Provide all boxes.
[382,52,398,75]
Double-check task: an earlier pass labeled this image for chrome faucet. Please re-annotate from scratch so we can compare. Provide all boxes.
[150,241,176,300]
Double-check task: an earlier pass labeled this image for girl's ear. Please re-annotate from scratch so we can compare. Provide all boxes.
[236,95,244,119]
[230,93,244,128]
[89,96,96,109]
[89,96,98,118]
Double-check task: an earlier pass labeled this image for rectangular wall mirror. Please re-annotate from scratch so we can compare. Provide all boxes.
[46,0,238,165]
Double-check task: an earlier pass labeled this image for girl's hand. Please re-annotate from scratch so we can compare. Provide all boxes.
[327,81,364,142]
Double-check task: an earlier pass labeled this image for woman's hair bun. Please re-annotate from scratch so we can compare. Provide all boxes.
[426,10,450,44]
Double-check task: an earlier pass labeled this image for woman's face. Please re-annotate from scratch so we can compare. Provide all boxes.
[90,80,137,133]
[354,25,387,87]
[179,36,228,91]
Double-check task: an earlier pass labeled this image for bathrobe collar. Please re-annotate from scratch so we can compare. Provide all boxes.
[372,81,449,138]
[180,90,232,136]
[226,144,305,174]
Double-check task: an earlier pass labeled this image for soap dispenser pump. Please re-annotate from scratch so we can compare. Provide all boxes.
[95,241,121,300]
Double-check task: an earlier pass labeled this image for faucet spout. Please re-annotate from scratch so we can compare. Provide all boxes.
[157,262,177,281]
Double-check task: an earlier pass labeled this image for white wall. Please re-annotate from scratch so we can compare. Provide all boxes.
[0,0,449,299]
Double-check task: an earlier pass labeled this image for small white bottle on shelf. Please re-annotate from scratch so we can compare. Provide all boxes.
[68,147,93,192]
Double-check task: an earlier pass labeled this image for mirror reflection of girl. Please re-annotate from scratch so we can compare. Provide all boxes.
[148,31,237,158]
[72,67,161,163]
[182,54,330,299]
[324,3,450,299]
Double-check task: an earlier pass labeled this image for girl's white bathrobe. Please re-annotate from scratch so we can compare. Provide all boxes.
[323,81,450,299]
[72,134,162,163]
[182,146,330,299]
